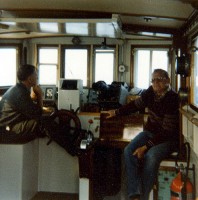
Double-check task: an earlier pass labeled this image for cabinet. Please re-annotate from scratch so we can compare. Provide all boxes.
[180,105,198,155]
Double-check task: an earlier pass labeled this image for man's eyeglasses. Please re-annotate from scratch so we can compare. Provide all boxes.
[151,77,167,83]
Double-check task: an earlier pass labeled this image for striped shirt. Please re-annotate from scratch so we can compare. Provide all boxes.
[116,86,179,148]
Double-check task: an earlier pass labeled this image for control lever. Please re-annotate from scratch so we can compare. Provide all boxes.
[80,130,94,149]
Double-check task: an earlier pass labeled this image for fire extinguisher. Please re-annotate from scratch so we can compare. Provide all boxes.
[170,142,194,200]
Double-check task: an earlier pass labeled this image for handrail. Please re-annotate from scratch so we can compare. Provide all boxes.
[180,108,198,127]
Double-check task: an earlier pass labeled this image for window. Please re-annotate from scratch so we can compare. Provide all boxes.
[0,47,19,87]
[133,48,169,89]
[38,47,58,85]
[191,37,198,108]
[63,47,89,87]
[94,48,115,84]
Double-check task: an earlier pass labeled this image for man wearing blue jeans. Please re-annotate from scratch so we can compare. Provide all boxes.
[104,69,179,200]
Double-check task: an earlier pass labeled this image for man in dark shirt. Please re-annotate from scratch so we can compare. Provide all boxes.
[0,64,44,139]
[104,69,179,200]
[0,64,82,156]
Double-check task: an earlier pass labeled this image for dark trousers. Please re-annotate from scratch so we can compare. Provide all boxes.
[0,119,39,143]
[0,114,83,155]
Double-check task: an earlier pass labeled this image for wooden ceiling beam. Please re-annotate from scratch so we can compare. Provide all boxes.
[0,9,188,21]
[0,9,112,19]
[122,24,179,35]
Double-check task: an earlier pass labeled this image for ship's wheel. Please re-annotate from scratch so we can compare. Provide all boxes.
[47,108,85,156]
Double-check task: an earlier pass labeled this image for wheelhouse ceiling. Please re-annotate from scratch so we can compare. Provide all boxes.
[0,0,197,39]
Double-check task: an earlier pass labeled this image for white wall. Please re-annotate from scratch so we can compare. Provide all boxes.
[0,140,39,200]
[38,138,79,193]
[181,105,198,198]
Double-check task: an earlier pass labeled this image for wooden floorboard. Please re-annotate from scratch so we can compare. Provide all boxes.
[31,192,79,200]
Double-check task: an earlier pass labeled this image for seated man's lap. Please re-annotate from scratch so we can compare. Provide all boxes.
[11,119,40,135]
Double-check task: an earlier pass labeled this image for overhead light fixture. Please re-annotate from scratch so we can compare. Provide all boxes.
[101,37,109,49]
[144,17,152,22]
[72,36,81,45]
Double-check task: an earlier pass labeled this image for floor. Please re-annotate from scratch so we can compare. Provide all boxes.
[31,192,79,200]
[31,191,128,200]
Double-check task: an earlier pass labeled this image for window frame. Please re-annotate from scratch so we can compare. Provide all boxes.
[0,44,22,93]
[93,45,116,85]
[131,45,172,88]
[37,45,59,86]
[61,45,90,87]
[190,35,198,111]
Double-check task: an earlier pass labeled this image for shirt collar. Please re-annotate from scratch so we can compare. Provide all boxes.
[154,85,171,101]
[17,82,31,94]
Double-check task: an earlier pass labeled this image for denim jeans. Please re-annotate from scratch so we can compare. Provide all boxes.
[124,131,178,200]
